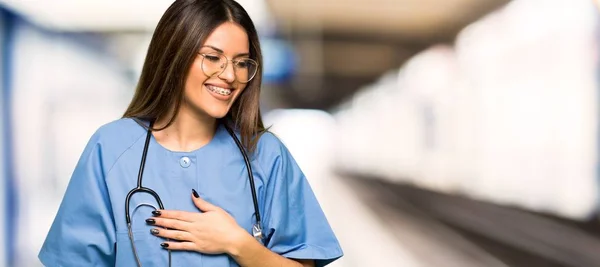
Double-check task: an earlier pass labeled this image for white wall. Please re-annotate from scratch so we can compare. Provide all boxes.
[0,10,6,267]
[453,0,599,219]
[10,21,135,266]
[333,0,600,221]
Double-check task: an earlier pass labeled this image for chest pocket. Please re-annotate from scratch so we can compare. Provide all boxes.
[115,229,170,267]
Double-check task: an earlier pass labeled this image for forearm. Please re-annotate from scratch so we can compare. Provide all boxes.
[228,233,313,267]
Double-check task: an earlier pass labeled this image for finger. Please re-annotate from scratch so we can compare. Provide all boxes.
[151,228,193,242]
[152,209,196,222]
[191,189,219,212]
[160,241,196,251]
[147,217,192,231]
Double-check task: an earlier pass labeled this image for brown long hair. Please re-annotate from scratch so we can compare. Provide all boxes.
[123,0,265,153]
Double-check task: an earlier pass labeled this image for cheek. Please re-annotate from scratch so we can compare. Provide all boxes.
[233,84,248,100]
[185,64,209,93]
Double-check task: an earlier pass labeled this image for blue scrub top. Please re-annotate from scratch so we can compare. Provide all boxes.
[39,118,343,266]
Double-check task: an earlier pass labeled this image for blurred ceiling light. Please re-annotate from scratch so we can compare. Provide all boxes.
[0,0,275,33]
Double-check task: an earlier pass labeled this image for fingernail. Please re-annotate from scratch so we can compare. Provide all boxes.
[192,189,199,198]
[152,210,161,216]
[150,228,159,235]
[161,243,169,248]
[145,218,155,225]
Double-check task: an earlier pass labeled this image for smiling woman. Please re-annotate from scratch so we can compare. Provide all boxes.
[37,0,343,267]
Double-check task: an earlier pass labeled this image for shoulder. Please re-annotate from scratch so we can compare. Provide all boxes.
[90,118,146,146]
[255,130,288,159]
[253,130,298,175]
[84,118,147,171]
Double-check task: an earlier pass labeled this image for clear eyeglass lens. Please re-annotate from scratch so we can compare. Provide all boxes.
[201,53,258,83]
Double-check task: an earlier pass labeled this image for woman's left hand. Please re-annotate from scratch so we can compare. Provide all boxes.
[147,190,248,254]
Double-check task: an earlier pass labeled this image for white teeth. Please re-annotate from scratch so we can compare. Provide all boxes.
[207,85,232,96]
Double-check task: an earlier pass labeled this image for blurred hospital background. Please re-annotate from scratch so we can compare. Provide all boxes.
[2,0,600,266]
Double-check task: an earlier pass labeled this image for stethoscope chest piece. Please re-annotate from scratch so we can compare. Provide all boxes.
[252,222,264,243]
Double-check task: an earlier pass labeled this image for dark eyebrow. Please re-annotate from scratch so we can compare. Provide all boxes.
[202,45,250,58]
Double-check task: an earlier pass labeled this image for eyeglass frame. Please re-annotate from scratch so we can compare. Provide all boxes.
[198,52,259,84]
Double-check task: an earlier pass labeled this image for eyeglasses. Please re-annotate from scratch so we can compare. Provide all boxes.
[199,52,259,83]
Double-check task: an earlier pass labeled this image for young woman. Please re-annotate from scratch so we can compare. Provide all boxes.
[38,0,343,266]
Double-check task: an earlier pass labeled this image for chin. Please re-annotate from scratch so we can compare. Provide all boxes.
[209,110,229,119]
[202,104,232,119]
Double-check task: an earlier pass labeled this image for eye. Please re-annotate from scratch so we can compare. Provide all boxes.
[234,59,251,69]
[204,54,221,62]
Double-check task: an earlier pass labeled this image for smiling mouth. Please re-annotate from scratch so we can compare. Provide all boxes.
[206,84,233,96]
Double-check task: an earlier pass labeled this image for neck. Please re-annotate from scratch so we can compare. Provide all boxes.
[153,106,218,152]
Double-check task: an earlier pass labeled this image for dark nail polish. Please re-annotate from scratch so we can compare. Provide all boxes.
[146,218,155,225]
[150,228,159,235]
[161,243,169,248]
[192,189,199,198]
[152,210,161,216]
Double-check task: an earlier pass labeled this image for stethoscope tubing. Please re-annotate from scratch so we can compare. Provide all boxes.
[124,119,263,267]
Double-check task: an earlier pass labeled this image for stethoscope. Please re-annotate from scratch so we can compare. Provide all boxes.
[124,120,263,267]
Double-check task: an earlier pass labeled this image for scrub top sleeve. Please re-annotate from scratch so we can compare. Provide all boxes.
[261,137,343,267]
[38,131,116,266]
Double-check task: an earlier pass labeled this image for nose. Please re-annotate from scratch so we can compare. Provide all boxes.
[218,60,236,83]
